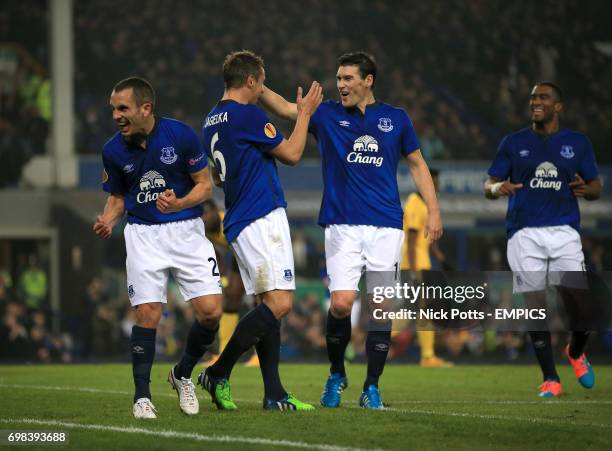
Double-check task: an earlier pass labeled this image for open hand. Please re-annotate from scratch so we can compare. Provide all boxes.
[296,81,323,116]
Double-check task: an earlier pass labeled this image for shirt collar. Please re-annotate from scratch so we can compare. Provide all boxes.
[345,101,381,116]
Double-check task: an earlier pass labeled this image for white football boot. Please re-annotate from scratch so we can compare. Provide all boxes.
[168,367,199,415]
[133,398,157,419]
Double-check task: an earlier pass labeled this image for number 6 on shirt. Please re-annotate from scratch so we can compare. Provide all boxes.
[210,132,226,181]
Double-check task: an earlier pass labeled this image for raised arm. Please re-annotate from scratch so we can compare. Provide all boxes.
[93,193,125,239]
[260,85,299,121]
[405,150,443,241]
[269,82,323,166]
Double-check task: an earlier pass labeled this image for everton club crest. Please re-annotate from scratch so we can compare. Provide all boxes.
[377,117,393,132]
[560,145,574,159]
[160,146,177,164]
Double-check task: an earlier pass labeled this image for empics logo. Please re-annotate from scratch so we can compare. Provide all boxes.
[137,170,166,203]
[530,161,561,191]
[347,135,383,167]
[264,122,277,139]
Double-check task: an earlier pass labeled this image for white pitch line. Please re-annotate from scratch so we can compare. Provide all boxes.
[0,383,259,403]
[2,383,612,430]
[0,383,176,398]
[387,399,612,405]
[365,406,612,430]
[0,418,381,451]
[2,384,612,406]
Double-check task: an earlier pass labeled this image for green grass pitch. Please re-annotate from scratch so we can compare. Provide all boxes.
[0,363,611,450]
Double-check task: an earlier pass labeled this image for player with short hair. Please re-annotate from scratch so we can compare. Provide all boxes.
[261,51,442,409]
[485,81,602,397]
[94,77,223,419]
[198,50,323,411]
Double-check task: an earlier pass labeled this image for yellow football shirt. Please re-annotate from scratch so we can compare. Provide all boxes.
[401,193,431,271]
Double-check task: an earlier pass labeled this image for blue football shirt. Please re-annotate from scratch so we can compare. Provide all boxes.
[202,100,285,242]
[309,100,420,229]
[102,117,208,224]
[488,127,598,237]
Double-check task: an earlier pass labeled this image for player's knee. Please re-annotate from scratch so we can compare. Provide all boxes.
[270,298,292,318]
[330,296,353,319]
[276,300,292,318]
[263,291,293,319]
[192,295,223,327]
[134,303,162,328]
[196,308,222,329]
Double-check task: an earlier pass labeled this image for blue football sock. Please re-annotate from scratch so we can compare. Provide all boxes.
[256,319,287,400]
[211,303,277,380]
[131,325,156,402]
[175,320,218,379]
[364,328,391,390]
[326,310,351,377]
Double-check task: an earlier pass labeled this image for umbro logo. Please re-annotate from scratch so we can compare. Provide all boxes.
[339,120,350,127]
[132,346,144,354]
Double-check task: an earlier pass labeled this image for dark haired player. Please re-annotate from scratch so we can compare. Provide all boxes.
[94,77,223,418]
[485,82,602,397]
[261,51,442,409]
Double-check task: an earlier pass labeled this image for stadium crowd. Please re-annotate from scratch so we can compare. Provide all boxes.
[0,254,72,363]
[2,0,611,178]
[70,0,611,162]
[0,0,50,187]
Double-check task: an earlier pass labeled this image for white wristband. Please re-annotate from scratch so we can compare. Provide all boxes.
[490,182,504,196]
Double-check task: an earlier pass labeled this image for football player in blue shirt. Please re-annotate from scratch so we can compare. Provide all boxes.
[93,77,223,419]
[485,82,602,397]
[198,50,323,411]
[260,51,442,409]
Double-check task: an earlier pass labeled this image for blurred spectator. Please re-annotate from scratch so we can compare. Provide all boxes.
[419,126,448,161]
[17,255,47,311]
[282,293,326,359]
[0,301,29,359]
[0,1,50,185]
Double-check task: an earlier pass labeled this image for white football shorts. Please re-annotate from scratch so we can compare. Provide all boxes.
[325,224,404,292]
[507,225,586,293]
[231,208,295,295]
[124,217,222,306]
